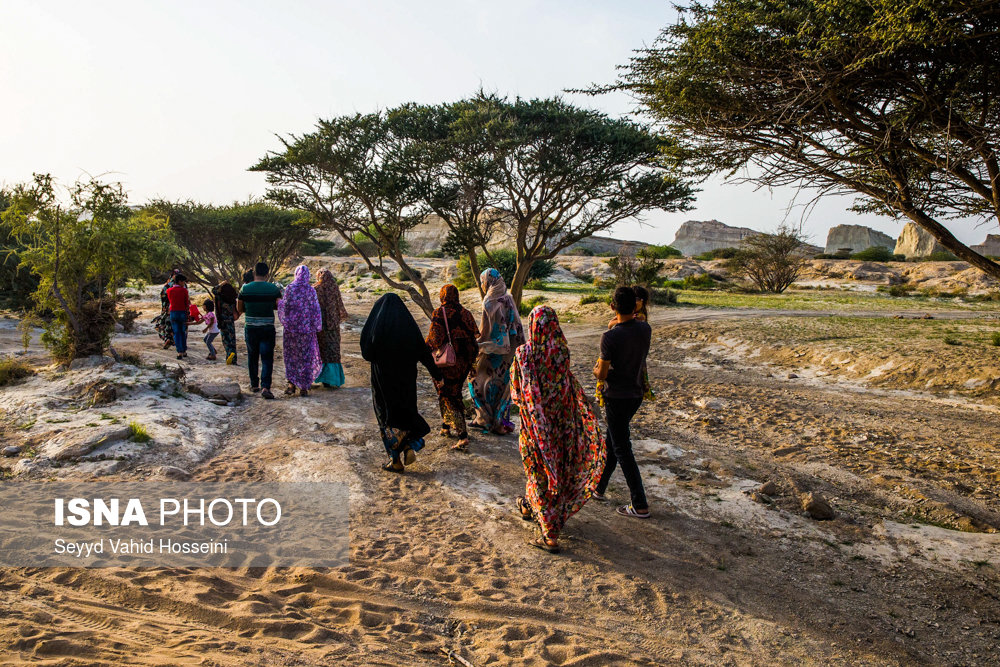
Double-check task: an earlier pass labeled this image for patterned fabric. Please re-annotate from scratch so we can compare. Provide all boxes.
[211,282,238,359]
[511,306,606,541]
[477,269,524,355]
[470,270,525,431]
[276,265,322,390]
[314,269,349,365]
[153,271,180,345]
[427,284,480,436]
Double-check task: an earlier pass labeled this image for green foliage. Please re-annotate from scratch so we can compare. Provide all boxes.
[851,246,895,262]
[663,273,716,290]
[614,0,1000,280]
[0,356,33,387]
[299,237,337,255]
[606,245,661,288]
[456,249,554,290]
[579,292,605,305]
[885,284,912,297]
[3,175,178,360]
[148,200,315,288]
[648,287,678,305]
[0,189,41,311]
[566,246,595,256]
[118,308,140,333]
[991,332,1000,347]
[419,249,445,258]
[919,251,961,262]
[525,278,545,290]
[730,226,806,293]
[695,247,739,261]
[638,244,682,259]
[518,295,546,317]
[127,421,152,443]
[943,335,961,346]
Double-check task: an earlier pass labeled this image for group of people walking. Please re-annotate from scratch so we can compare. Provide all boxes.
[362,270,652,553]
[153,262,653,554]
[153,262,349,400]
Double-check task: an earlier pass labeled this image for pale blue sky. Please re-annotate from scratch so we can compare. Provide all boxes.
[1,1,992,246]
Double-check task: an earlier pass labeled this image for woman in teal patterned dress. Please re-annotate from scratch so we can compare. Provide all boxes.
[468,268,525,435]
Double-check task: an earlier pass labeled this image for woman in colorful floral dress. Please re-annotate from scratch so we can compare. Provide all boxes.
[276,265,322,397]
[510,305,606,553]
[426,284,480,451]
[469,268,525,434]
[313,269,350,388]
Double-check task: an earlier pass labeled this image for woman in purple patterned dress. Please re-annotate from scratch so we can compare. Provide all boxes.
[276,265,322,397]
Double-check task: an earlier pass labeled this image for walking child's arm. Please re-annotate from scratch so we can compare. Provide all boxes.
[593,358,610,380]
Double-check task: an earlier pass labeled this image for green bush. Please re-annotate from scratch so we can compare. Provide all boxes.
[525,278,545,290]
[648,287,678,305]
[0,356,33,387]
[456,249,555,289]
[299,238,337,255]
[695,247,739,260]
[419,249,445,258]
[886,284,912,297]
[681,273,716,290]
[943,335,961,346]
[394,267,421,282]
[850,246,894,262]
[518,295,546,317]
[638,244,682,259]
[579,292,605,305]
[920,251,960,262]
[566,247,594,256]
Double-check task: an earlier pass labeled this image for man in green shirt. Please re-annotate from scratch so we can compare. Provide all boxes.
[237,262,283,399]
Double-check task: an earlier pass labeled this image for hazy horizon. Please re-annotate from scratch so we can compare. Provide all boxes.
[2,0,995,248]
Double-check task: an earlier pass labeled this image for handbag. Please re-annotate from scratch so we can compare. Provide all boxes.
[432,308,457,368]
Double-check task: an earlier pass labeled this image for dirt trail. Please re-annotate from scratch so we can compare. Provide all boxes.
[2,314,999,665]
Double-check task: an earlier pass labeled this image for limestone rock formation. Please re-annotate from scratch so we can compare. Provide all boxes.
[670,220,760,257]
[894,222,947,258]
[971,234,1000,258]
[824,224,894,254]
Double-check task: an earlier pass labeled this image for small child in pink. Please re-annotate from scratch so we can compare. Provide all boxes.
[202,299,220,360]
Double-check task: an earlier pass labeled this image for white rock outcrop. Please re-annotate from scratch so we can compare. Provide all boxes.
[894,222,947,258]
[824,224,895,254]
[670,220,760,257]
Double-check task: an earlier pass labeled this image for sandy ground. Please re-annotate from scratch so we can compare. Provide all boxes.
[1,283,999,665]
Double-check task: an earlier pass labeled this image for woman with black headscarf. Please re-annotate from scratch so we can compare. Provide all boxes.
[360,293,443,472]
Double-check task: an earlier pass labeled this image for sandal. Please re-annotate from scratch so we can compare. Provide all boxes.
[300,389,309,397]
[402,448,417,466]
[616,504,650,519]
[284,384,296,396]
[591,491,608,502]
[451,438,469,452]
[383,459,404,473]
[439,427,451,437]
[516,496,532,521]
[527,536,560,554]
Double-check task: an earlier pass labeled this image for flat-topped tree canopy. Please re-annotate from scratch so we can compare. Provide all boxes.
[610,0,1000,280]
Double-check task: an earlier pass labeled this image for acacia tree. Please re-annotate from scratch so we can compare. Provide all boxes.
[3,174,176,359]
[252,113,438,317]
[612,0,1000,279]
[464,95,694,304]
[390,100,508,296]
[147,200,316,288]
[730,225,807,293]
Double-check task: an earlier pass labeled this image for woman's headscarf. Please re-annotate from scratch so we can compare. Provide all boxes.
[277,265,322,334]
[360,293,427,363]
[478,268,524,355]
[315,269,349,329]
[510,306,605,534]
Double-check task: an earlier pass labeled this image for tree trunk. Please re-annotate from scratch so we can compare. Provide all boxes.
[509,258,535,307]
[467,248,485,296]
[907,210,1000,279]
